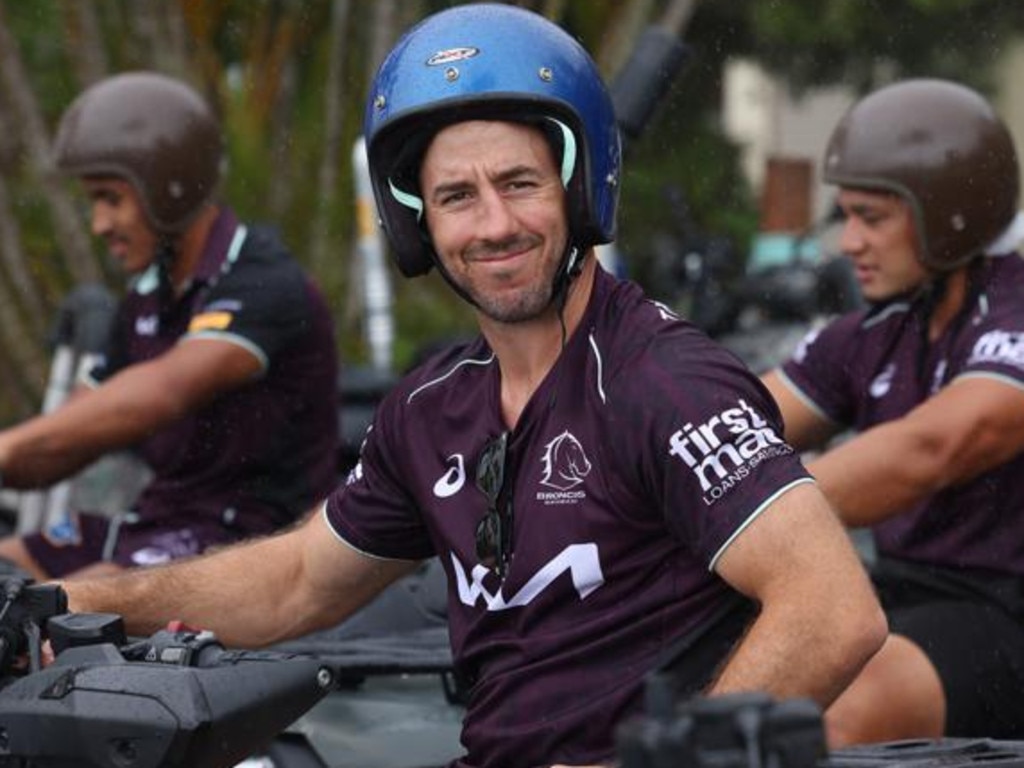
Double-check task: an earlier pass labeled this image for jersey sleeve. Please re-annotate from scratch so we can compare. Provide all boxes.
[613,324,813,568]
[957,320,1024,389]
[324,391,435,561]
[184,239,312,371]
[777,313,861,424]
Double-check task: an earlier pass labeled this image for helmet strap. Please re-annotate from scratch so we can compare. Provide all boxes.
[155,238,177,327]
[552,243,584,313]
[913,262,982,389]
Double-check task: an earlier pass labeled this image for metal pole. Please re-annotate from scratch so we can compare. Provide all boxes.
[352,136,395,374]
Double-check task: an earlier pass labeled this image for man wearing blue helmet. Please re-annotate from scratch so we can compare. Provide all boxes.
[63,6,884,766]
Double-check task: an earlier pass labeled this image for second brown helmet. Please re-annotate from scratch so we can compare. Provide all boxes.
[824,78,1019,272]
[53,71,224,235]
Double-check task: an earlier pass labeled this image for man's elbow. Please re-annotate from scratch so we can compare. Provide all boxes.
[832,597,888,697]
[853,601,888,665]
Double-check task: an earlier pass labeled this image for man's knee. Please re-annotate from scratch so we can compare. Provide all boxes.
[826,633,945,748]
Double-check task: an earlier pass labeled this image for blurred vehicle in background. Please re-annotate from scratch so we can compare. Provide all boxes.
[650,184,863,374]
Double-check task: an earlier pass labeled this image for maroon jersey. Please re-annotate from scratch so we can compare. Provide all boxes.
[780,254,1024,575]
[89,208,338,535]
[325,266,810,767]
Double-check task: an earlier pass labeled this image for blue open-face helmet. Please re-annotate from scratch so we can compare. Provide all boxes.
[364,3,622,277]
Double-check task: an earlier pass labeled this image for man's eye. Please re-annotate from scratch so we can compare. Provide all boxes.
[440,191,469,206]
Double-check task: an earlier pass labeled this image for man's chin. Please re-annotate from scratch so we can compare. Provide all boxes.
[109,256,147,276]
[862,284,921,305]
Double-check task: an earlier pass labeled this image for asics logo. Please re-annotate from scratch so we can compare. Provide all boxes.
[433,454,466,498]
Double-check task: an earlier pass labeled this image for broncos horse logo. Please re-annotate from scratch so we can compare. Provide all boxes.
[540,431,592,491]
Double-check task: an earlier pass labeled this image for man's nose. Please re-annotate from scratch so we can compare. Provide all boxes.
[90,204,111,237]
[476,186,517,239]
[839,218,865,256]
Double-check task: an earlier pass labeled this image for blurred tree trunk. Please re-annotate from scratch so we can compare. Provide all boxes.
[0,3,98,287]
[540,0,569,20]
[310,0,351,283]
[0,173,48,416]
[125,0,190,77]
[0,103,46,344]
[266,56,298,223]
[596,0,658,77]
[660,0,701,36]
[241,6,302,227]
[0,93,49,412]
[60,0,109,87]
[343,0,401,336]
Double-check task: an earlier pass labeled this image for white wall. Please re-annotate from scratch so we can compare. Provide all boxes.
[722,58,854,225]
[724,50,1024,229]
[994,40,1024,200]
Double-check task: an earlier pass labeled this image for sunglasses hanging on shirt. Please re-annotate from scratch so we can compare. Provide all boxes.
[475,431,514,578]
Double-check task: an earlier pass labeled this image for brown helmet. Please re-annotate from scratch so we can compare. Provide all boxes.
[824,78,1019,272]
[53,71,223,235]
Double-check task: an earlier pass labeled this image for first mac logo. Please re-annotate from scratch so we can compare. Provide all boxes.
[667,399,789,503]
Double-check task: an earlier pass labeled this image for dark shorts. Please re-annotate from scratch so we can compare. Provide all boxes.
[23,511,271,578]
[872,557,1024,738]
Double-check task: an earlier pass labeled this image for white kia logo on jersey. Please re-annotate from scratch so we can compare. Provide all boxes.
[539,431,591,491]
[433,454,466,498]
[451,543,604,611]
[869,363,896,398]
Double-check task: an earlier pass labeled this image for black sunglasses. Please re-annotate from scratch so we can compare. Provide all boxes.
[475,431,514,578]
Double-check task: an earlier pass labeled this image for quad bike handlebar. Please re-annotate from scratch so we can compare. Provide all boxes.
[0,577,333,768]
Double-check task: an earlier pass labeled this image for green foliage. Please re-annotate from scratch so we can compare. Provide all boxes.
[4,0,1024,407]
[741,0,1024,93]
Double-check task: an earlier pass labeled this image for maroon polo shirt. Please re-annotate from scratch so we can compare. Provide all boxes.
[90,208,338,533]
[780,253,1024,575]
[326,266,810,767]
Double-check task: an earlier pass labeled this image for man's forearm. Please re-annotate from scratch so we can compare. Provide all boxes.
[63,530,315,647]
[0,414,109,489]
[808,423,943,527]
[707,589,886,709]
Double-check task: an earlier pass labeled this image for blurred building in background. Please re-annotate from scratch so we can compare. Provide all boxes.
[722,44,1024,265]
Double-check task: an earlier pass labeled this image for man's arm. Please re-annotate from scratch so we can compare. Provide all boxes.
[708,482,887,708]
[805,376,1024,527]
[0,338,262,488]
[760,371,839,451]
[63,509,420,647]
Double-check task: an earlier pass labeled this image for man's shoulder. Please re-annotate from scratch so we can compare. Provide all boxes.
[382,337,492,413]
[593,276,704,353]
[812,303,904,347]
[234,224,302,275]
[211,224,318,304]
[594,277,753,385]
